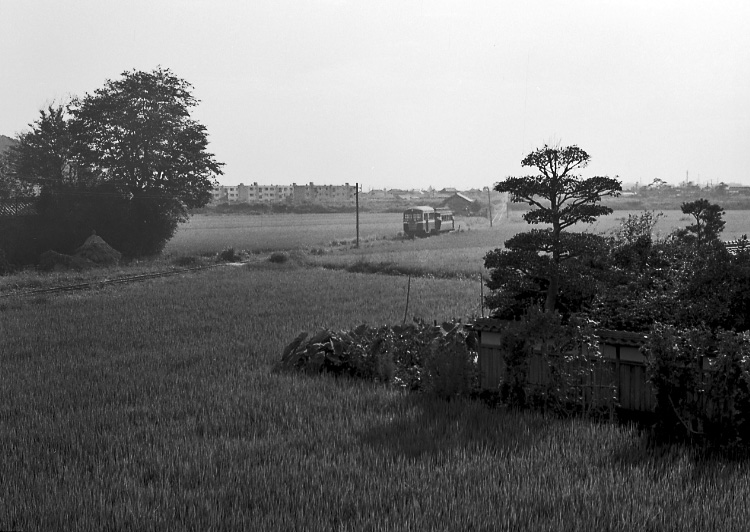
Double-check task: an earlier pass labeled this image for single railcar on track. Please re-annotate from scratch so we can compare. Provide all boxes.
[402,206,455,237]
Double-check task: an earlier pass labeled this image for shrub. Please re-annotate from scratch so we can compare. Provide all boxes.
[644,324,750,450]
[218,247,239,262]
[422,324,478,399]
[33,185,182,259]
[275,320,479,399]
[0,214,47,266]
[172,255,200,267]
[0,247,13,275]
[269,251,289,264]
[490,307,608,415]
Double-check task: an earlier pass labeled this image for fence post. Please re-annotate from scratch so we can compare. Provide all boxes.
[402,275,411,325]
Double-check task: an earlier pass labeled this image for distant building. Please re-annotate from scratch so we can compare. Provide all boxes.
[292,182,356,204]
[238,183,293,203]
[393,189,424,201]
[210,182,354,205]
[365,189,393,199]
[210,186,227,202]
[441,193,475,214]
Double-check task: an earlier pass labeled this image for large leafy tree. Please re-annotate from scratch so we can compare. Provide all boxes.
[1,106,79,199]
[5,68,223,259]
[6,105,80,187]
[70,67,222,211]
[486,144,621,314]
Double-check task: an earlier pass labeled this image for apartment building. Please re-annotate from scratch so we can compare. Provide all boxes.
[238,183,294,203]
[211,182,355,205]
[291,182,356,205]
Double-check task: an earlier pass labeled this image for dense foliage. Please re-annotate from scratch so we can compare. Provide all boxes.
[488,144,621,313]
[592,210,750,333]
[276,320,479,399]
[483,307,612,415]
[644,324,750,449]
[486,192,750,448]
[679,198,726,243]
[1,68,222,263]
[485,230,610,319]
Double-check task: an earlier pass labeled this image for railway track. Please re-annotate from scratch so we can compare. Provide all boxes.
[0,262,234,299]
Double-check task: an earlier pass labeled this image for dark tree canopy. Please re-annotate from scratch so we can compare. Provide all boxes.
[2,105,84,196]
[589,206,750,333]
[680,198,726,244]
[0,151,16,199]
[485,230,609,318]
[2,68,223,260]
[496,145,621,230]
[71,67,223,211]
[487,144,621,313]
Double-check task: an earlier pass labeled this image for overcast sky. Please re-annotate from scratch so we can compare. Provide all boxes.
[2,0,749,191]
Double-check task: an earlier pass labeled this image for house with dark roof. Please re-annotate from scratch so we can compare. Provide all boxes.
[441,193,475,214]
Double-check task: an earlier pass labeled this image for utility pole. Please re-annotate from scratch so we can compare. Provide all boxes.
[355,182,360,248]
[485,186,493,227]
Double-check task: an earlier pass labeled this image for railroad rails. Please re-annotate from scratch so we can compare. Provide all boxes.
[0,263,232,300]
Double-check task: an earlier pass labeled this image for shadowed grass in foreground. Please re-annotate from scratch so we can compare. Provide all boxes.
[1,265,749,530]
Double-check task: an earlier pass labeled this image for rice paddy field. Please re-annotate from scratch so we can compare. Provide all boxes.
[3,210,750,530]
[166,209,750,278]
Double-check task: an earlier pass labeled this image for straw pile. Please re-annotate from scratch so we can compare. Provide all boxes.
[39,231,121,271]
[74,232,121,265]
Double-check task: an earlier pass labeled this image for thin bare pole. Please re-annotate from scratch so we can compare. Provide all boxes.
[355,182,360,248]
[487,186,493,228]
[480,272,485,317]
[403,275,411,325]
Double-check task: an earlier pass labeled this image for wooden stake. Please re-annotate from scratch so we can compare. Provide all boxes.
[403,275,411,325]
[480,272,485,317]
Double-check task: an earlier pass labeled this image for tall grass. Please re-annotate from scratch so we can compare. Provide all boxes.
[2,265,750,530]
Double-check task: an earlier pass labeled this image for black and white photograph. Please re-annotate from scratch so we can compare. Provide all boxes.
[2,0,749,530]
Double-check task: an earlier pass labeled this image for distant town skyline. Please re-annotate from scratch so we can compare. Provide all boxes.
[2,1,748,192]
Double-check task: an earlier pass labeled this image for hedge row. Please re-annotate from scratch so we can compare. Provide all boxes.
[275,320,478,399]
[645,324,750,450]
[277,314,750,451]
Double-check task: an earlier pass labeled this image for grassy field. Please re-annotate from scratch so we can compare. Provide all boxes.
[164,210,750,279]
[4,208,747,295]
[4,210,750,530]
[3,261,750,530]
[312,208,750,278]
[163,212,406,255]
